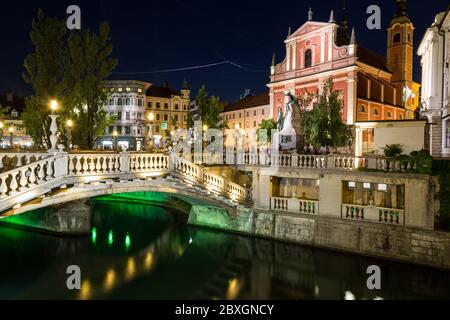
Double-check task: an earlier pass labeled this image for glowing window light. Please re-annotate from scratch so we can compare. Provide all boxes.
[108,230,114,246]
[125,233,131,250]
[91,228,97,245]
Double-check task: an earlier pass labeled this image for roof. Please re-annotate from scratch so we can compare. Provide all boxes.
[357,47,391,73]
[146,85,181,98]
[223,93,270,112]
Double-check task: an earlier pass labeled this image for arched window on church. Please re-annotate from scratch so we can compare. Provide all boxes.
[393,33,401,44]
[359,105,366,113]
[373,109,379,116]
[305,49,312,68]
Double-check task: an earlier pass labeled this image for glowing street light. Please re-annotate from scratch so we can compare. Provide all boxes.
[50,100,58,112]
[203,125,208,131]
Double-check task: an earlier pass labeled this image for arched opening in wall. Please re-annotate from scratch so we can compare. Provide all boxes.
[398,114,403,120]
[305,49,312,68]
[373,109,379,116]
[387,112,392,118]
[359,105,366,113]
[393,33,401,44]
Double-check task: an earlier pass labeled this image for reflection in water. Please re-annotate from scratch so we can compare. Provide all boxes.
[1,197,450,300]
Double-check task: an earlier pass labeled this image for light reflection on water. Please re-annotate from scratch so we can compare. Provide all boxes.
[0,198,450,300]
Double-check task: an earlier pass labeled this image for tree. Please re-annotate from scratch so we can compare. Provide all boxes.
[195,85,226,129]
[63,22,118,149]
[22,10,117,149]
[256,119,277,144]
[22,9,66,147]
[295,78,351,153]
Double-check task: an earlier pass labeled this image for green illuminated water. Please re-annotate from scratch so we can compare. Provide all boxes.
[1,198,450,300]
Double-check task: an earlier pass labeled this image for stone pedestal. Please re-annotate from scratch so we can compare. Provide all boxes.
[2,200,92,235]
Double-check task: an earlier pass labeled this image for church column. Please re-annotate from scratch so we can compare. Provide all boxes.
[292,43,297,70]
[286,45,291,71]
[347,76,357,124]
[328,30,333,62]
[321,32,325,63]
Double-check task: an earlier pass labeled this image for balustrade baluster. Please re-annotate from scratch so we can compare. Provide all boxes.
[45,161,54,180]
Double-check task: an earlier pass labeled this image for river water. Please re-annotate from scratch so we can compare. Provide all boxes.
[0,197,449,300]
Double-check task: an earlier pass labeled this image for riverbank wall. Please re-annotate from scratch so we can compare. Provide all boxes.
[188,206,450,270]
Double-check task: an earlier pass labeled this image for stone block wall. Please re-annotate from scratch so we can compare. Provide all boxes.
[188,207,450,270]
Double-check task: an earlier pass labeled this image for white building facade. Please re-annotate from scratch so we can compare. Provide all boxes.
[418,8,450,158]
[98,80,150,151]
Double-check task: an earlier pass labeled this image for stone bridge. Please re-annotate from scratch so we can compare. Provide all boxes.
[0,152,252,222]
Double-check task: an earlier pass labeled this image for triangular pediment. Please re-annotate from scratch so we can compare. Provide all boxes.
[287,21,331,41]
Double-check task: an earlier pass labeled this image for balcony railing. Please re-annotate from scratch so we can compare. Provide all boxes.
[270,197,319,215]
[341,204,405,225]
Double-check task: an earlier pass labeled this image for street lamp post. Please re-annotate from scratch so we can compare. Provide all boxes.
[113,130,118,152]
[147,113,154,151]
[8,126,14,149]
[0,121,4,149]
[66,119,73,150]
[49,100,59,152]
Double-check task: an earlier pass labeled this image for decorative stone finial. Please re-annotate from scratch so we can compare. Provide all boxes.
[329,10,335,23]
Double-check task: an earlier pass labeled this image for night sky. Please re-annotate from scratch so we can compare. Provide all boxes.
[0,0,447,102]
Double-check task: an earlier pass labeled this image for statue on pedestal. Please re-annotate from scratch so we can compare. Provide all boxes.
[278,93,303,151]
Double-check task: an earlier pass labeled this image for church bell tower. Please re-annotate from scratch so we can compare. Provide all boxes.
[387,0,415,117]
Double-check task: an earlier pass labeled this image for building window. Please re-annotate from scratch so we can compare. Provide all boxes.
[126,98,131,105]
[117,112,122,120]
[387,112,392,118]
[447,126,450,148]
[109,126,114,134]
[137,99,143,107]
[138,88,142,93]
[137,112,142,119]
[175,115,178,122]
[117,98,123,106]
[175,104,179,110]
[118,88,123,92]
[373,109,379,116]
[393,33,401,43]
[246,112,249,117]
[109,99,114,106]
[359,105,366,113]
[156,114,160,121]
[126,112,130,120]
[233,114,235,119]
[183,105,187,111]
[137,128,141,135]
[164,103,169,109]
[156,102,161,109]
[262,109,265,115]
[239,113,242,118]
[125,126,131,134]
[305,49,312,68]
[398,114,403,120]
[156,126,160,133]
[254,120,257,127]
[164,114,168,121]
[117,126,122,134]
[148,102,152,109]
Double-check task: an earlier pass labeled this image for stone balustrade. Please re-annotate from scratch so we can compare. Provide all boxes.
[270,197,319,215]
[0,156,57,198]
[68,154,122,175]
[0,153,48,172]
[341,204,405,225]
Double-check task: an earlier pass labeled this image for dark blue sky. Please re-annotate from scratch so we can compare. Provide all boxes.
[0,0,446,102]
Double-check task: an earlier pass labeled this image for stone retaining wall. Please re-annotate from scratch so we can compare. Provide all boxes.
[188,207,450,270]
